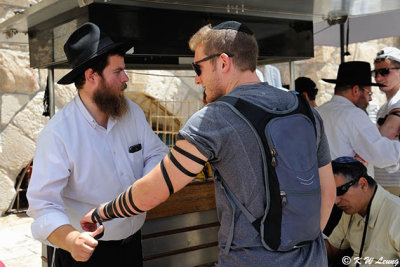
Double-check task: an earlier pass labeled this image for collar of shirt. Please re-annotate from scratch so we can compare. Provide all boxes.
[353,185,385,229]
[330,95,356,107]
[74,94,117,132]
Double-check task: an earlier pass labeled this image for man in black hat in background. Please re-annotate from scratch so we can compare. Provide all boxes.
[316,61,400,236]
[26,22,168,266]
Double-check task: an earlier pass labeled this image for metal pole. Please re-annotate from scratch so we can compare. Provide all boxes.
[48,67,55,118]
[340,23,345,63]
[289,61,295,90]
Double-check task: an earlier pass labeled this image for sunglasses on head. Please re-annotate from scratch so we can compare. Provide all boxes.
[191,53,234,76]
[336,179,358,196]
[371,67,400,78]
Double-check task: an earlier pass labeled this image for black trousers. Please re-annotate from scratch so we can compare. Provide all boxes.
[54,230,143,267]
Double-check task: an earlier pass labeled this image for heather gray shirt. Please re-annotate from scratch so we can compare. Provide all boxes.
[179,83,331,267]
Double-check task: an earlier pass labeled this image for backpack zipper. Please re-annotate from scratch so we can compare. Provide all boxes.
[280,190,287,207]
[271,148,277,167]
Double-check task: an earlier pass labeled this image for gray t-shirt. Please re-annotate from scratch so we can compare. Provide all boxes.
[179,82,331,266]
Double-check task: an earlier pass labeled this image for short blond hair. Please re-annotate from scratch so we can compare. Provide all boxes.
[374,57,400,68]
[188,23,258,72]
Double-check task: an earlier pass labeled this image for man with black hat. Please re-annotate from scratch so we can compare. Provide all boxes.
[317,61,400,174]
[295,76,319,107]
[81,21,336,266]
[26,22,168,266]
[317,61,400,236]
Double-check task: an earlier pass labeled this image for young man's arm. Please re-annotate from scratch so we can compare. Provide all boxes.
[319,163,336,231]
[81,139,207,226]
[379,108,400,140]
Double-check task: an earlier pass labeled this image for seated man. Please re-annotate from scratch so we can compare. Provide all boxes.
[325,157,400,266]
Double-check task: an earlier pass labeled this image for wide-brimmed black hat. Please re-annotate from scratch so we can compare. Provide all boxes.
[58,22,133,85]
[322,61,384,87]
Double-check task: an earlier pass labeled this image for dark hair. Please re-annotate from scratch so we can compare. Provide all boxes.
[332,160,376,187]
[74,48,126,89]
[295,77,318,100]
[334,84,354,94]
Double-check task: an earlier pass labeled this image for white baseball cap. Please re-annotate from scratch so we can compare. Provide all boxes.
[375,47,400,63]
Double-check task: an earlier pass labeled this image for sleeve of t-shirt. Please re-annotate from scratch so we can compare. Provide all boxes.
[312,108,332,167]
[178,104,225,161]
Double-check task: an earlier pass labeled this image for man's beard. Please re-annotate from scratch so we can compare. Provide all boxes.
[93,81,128,118]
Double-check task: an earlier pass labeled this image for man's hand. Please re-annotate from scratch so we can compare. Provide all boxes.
[48,224,104,262]
[81,208,97,232]
[68,226,104,262]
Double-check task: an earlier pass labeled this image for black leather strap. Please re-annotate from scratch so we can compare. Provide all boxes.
[160,159,174,195]
[127,185,145,213]
[173,146,206,165]
[169,151,198,177]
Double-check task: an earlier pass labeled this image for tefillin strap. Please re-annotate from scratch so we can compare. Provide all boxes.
[100,186,145,221]
[173,146,206,165]
[160,159,174,195]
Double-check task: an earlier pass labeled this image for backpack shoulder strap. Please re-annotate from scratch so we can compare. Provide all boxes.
[218,95,275,130]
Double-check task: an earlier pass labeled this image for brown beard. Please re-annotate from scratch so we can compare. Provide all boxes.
[93,80,128,118]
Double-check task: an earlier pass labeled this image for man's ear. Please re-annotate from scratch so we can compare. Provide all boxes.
[352,85,361,97]
[85,68,97,85]
[302,92,310,101]
[358,177,369,191]
[220,53,231,73]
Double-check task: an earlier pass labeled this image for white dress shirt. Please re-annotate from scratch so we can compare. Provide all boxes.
[27,95,168,245]
[316,95,400,172]
[374,89,400,187]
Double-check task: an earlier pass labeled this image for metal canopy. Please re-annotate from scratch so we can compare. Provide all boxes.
[1,0,400,68]
[2,0,400,33]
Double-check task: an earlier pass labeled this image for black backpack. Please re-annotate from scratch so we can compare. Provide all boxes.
[216,93,321,252]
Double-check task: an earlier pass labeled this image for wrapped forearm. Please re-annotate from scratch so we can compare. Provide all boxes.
[91,145,206,223]
[92,185,144,223]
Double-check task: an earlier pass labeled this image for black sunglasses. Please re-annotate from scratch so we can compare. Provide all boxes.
[191,53,234,76]
[371,67,400,78]
[336,179,358,196]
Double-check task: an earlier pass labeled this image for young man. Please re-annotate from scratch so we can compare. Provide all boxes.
[26,23,168,266]
[81,21,335,266]
[373,47,400,196]
[325,157,400,266]
[295,76,318,107]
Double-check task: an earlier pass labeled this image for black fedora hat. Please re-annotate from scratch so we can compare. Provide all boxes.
[322,61,384,87]
[58,22,133,85]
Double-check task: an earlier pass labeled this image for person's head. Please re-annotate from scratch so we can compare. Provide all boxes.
[295,77,318,105]
[58,22,132,117]
[322,61,382,111]
[73,48,126,89]
[334,84,373,111]
[188,21,258,103]
[373,47,400,94]
[332,157,376,216]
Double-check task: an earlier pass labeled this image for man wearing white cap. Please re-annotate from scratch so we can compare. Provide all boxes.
[373,47,400,196]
